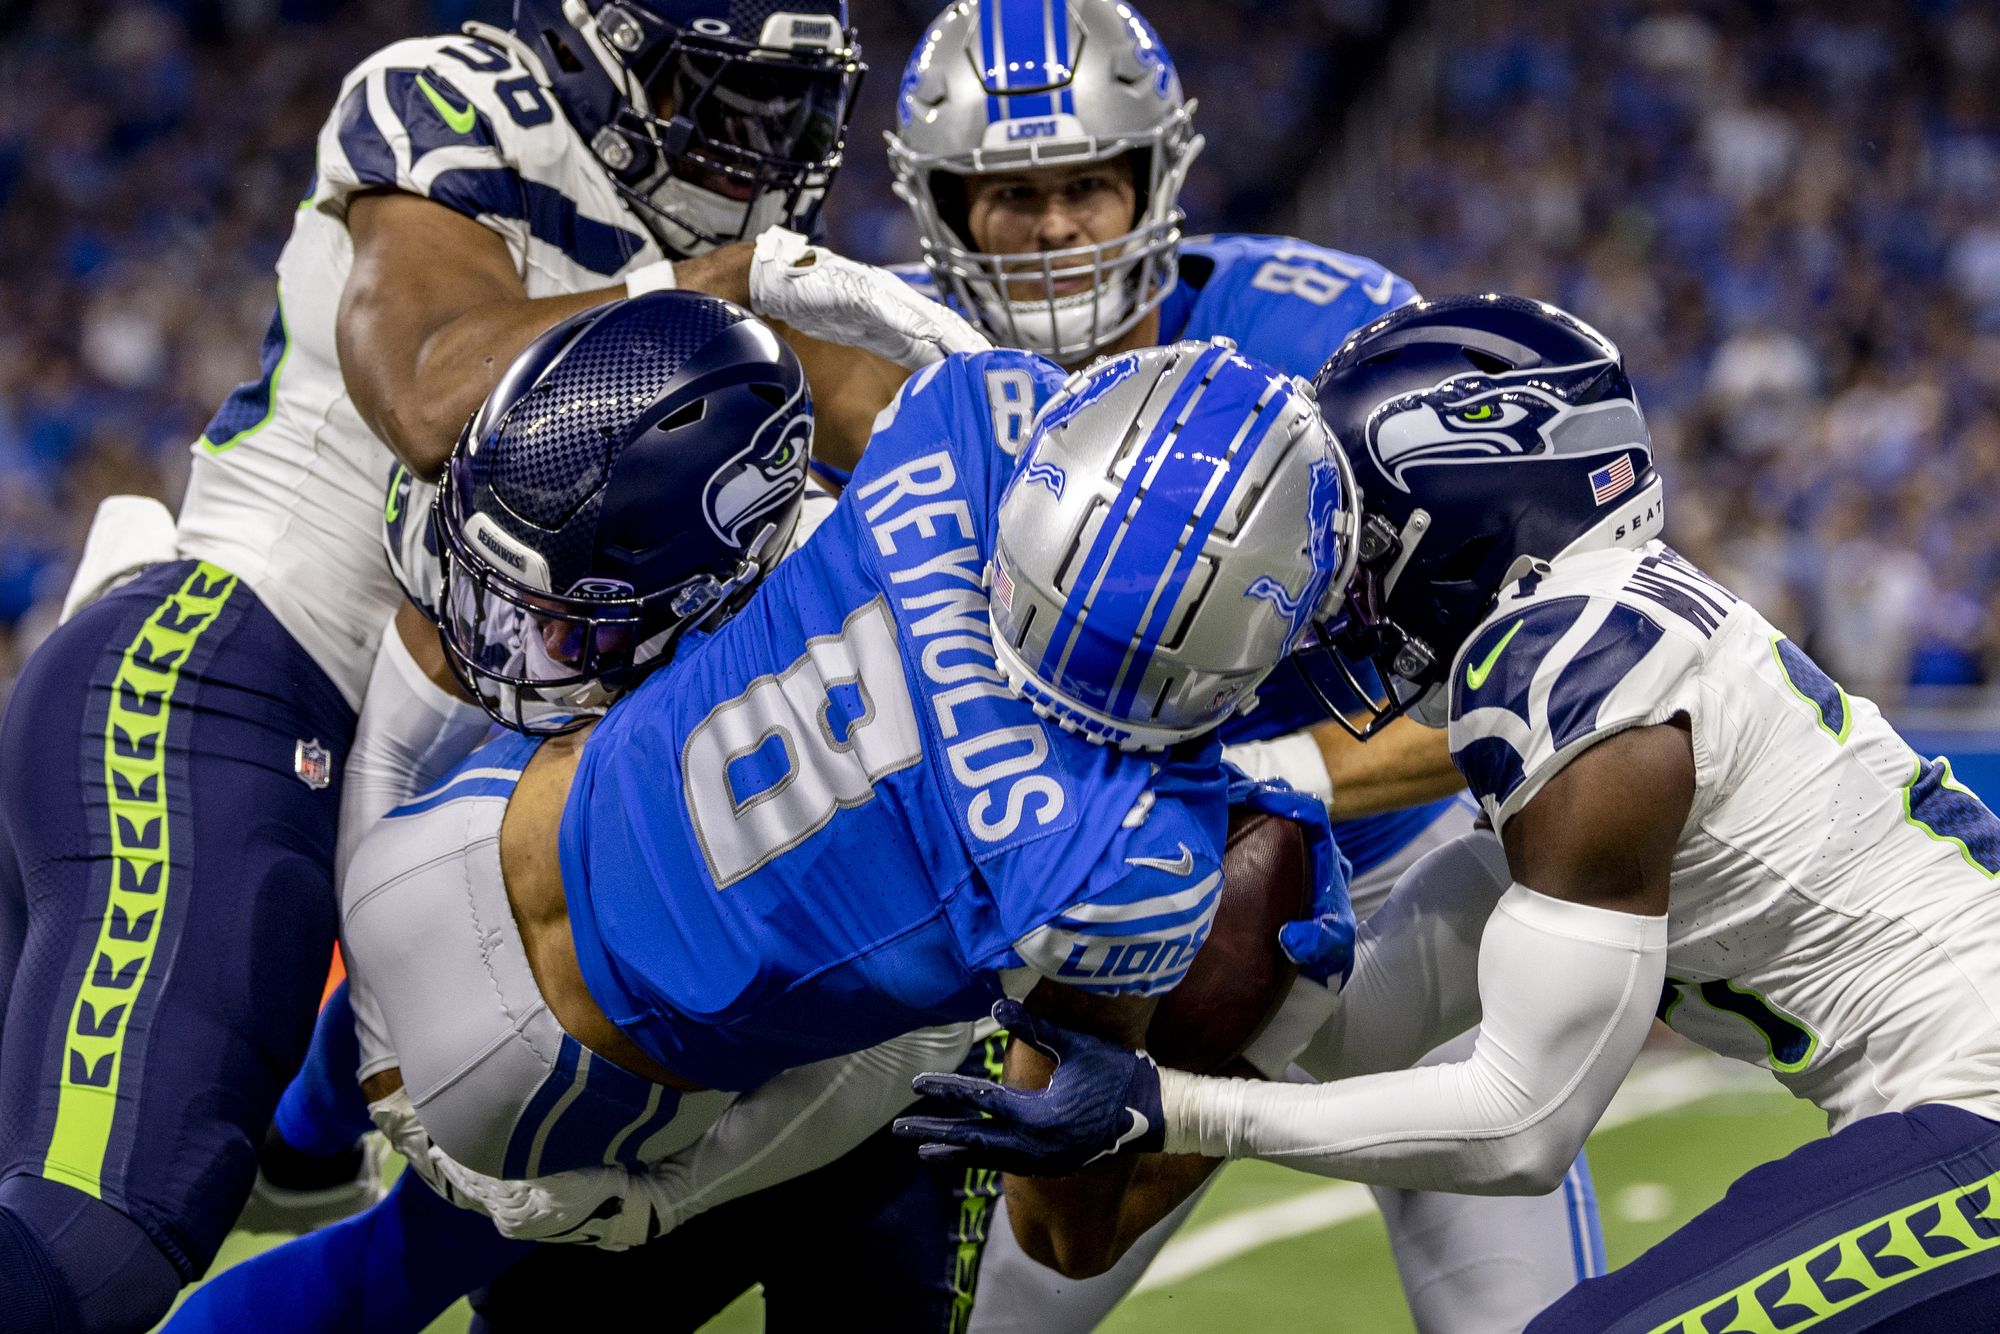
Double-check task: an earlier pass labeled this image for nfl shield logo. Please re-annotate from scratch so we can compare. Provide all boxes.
[294,738,332,791]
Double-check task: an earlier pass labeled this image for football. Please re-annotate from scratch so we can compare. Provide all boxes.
[1146,809,1315,1075]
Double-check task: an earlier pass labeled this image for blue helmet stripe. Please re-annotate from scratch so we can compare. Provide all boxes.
[1103,371,1292,720]
[980,0,1002,121]
[981,0,1071,123]
[1040,346,1283,717]
[1035,346,1220,695]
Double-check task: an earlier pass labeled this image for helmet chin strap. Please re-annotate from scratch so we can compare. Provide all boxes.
[560,0,647,105]
[640,172,791,256]
[994,271,1139,360]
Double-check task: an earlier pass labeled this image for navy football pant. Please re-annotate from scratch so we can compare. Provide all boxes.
[1529,1102,2000,1333]
[0,561,351,1326]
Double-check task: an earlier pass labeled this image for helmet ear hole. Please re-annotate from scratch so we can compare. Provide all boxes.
[927,171,974,248]
[1433,535,1496,583]
[542,29,585,74]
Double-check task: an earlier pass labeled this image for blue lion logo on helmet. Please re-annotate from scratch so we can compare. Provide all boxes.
[1364,360,1648,493]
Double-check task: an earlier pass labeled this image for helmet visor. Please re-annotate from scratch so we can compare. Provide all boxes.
[637,40,859,174]
[438,540,677,737]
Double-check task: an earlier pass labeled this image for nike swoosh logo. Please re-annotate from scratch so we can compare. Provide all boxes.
[384,466,404,523]
[1084,1107,1154,1168]
[1125,843,1194,876]
[1363,273,1396,304]
[416,75,477,136]
[1464,619,1524,691]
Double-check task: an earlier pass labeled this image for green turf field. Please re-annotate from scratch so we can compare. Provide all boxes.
[162,1051,1826,1333]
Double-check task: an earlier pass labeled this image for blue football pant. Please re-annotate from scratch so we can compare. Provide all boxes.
[1529,1102,2000,1333]
[164,1170,531,1333]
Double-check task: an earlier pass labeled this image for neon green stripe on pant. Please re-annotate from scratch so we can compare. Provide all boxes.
[1648,1168,2000,1333]
[42,563,236,1199]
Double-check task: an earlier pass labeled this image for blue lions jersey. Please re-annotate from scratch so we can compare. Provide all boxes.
[559,351,1230,1091]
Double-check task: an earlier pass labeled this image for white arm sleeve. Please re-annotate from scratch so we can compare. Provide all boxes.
[1241,827,1508,1079]
[334,611,491,886]
[640,1022,975,1230]
[1163,885,1665,1195]
[376,1024,975,1250]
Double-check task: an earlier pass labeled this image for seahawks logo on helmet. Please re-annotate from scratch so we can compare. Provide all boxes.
[704,411,812,547]
[1365,360,1648,493]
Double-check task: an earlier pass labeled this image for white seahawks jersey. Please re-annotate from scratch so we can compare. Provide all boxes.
[1450,540,2000,1130]
[174,24,663,708]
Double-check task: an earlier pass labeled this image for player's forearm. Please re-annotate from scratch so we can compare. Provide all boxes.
[377,243,756,468]
[1168,886,1664,1194]
[358,285,625,477]
[1004,1151,1219,1278]
[774,327,910,471]
[647,1024,974,1227]
[1315,715,1465,819]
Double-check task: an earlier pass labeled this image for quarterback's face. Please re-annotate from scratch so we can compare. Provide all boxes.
[964,157,1139,297]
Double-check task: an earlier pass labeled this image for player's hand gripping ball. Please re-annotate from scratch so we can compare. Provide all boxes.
[895,997,1168,1176]
[896,806,1335,1173]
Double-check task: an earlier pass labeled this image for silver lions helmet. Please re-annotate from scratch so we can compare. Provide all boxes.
[886,0,1203,364]
[989,338,1361,750]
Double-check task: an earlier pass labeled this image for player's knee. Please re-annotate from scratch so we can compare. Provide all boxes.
[0,1174,182,1334]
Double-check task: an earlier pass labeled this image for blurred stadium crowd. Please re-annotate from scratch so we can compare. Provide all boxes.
[2,0,1996,706]
[1373,0,2000,699]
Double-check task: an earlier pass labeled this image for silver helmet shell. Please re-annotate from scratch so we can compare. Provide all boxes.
[886,0,1203,364]
[989,338,1360,750]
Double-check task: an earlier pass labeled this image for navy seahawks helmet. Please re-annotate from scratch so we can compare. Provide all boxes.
[1304,294,1664,736]
[437,290,811,734]
[513,0,864,255]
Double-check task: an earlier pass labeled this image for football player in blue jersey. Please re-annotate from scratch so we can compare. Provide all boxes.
[865,4,1602,1330]
[468,6,1600,1331]
[166,292,1361,1331]
[910,294,2000,1332]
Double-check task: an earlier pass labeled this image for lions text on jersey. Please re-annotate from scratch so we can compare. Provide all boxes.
[176,24,664,706]
[560,351,1230,1091]
[1451,540,2000,1129]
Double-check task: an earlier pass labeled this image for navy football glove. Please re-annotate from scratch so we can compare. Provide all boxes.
[891,999,1165,1177]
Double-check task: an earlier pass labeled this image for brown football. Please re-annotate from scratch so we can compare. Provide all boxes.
[1145,809,1315,1074]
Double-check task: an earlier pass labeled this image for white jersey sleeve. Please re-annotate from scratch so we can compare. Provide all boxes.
[1448,542,1720,833]
[1448,539,2000,1132]
[307,27,658,286]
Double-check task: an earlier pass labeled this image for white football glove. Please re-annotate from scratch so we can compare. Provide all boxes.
[749,226,991,370]
[368,1087,680,1250]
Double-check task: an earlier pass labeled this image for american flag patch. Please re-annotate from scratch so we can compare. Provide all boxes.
[991,559,1016,612]
[1589,454,1636,505]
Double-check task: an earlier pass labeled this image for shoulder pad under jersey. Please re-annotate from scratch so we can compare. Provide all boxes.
[1448,542,1737,829]
[308,31,654,283]
[1160,234,1418,377]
